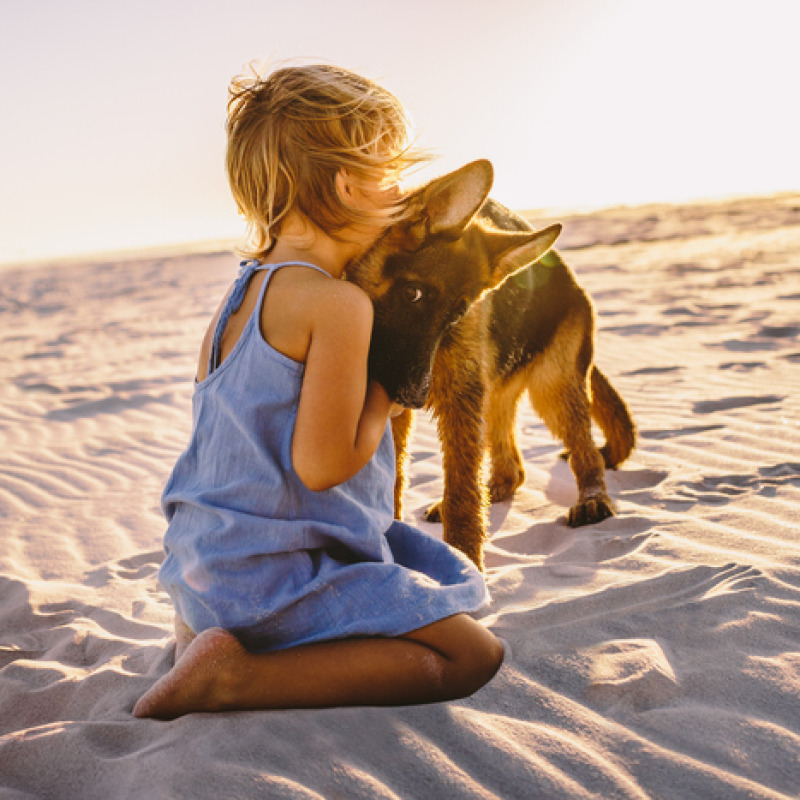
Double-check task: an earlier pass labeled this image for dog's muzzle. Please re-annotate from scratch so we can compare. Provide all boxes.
[395,376,431,410]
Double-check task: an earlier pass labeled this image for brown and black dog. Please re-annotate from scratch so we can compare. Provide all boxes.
[347,159,636,569]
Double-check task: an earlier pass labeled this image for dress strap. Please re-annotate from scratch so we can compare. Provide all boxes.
[207,259,332,376]
[207,260,263,376]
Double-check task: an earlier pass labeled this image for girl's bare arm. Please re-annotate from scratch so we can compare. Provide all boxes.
[291,279,393,491]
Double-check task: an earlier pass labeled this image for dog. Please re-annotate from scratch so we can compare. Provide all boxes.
[347,159,636,569]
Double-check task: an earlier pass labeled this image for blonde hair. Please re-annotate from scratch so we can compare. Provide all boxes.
[226,62,427,259]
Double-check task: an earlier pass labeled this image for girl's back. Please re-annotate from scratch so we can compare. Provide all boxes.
[160,261,397,650]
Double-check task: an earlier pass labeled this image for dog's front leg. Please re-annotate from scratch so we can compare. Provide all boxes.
[427,371,488,570]
[391,409,415,519]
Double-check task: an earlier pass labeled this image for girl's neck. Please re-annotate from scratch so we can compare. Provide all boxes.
[260,212,365,279]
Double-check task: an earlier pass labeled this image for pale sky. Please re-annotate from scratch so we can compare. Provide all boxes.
[1,0,799,266]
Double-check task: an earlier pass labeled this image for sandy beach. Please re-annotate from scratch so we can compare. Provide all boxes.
[1,192,799,798]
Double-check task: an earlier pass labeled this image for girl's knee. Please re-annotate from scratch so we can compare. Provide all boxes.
[446,625,504,699]
[470,631,505,691]
[406,615,504,700]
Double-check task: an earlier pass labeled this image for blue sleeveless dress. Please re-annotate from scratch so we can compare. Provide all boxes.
[159,260,488,653]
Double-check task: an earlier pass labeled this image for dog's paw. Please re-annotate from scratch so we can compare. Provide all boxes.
[488,464,525,504]
[488,478,519,504]
[567,493,615,527]
[423,501,443,523]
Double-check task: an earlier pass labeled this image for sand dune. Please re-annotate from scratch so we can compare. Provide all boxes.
[1,193,799,798]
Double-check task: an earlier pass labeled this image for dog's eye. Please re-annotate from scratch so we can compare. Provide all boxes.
[404,284,425,304]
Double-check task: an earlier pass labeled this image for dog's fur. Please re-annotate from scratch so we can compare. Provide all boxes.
[347,160,636,569]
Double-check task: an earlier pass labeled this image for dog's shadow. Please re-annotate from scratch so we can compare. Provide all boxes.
[483,456,657,579]
[486,503,655,574]
[483,509,656,614]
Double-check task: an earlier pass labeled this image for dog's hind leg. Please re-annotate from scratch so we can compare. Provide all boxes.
[590,366,636,469]
[391,409,416,520]
[487,372,528,503]
[527,320,614,527]
[531,377,614,526]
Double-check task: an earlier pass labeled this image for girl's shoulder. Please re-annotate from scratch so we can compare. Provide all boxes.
[261,266,372,364]
[270,264,369,305]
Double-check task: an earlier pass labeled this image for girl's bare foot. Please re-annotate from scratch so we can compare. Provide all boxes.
[133,627,244,719]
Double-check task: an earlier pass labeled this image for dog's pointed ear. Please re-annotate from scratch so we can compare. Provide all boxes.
[420,159,494,237]
[485,223,562,286]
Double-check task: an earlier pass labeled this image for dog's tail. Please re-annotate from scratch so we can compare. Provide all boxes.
[590,366,636,468]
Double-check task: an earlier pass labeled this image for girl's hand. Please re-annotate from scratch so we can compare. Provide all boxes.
[370,381,405,418]
[388,402,406,418]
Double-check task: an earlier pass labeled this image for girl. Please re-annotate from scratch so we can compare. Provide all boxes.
[134,63,503,720]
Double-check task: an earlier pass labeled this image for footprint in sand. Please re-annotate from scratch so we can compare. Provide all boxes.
[584,638,680,713]
[1,562,167,647]
[0,576,170,720]
[609,469,668,492]
[505,564,763,712]
[84,551,164,588]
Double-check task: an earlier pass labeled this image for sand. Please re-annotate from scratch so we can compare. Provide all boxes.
[1,192,799,798]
